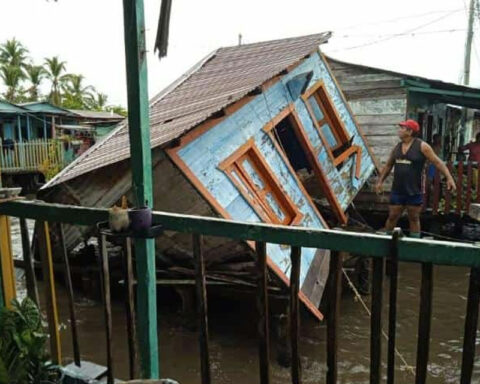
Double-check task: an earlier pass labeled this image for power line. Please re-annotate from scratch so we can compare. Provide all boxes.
[334,28,467,39]
[330,9,463,52]
[335,8,464,31]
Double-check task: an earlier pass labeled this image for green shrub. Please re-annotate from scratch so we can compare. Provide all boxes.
[0,298,62,384]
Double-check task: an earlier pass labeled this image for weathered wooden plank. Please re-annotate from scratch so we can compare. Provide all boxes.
[0,215,15,308]
[124,238,138,379]
[466,163,473,212]
[415,263,433,384]
[98,234,114,384]
[59,223,81,367]
[256,241,270,384]
[355,114,405,126]
[348,98,406,115]
[445,162,453,213]
[457,162,464,214]
[326,251,342,384]
[37,221,62,365]
[344,88,407,101]
[122,0,159,377]
[290,246,301,384]
[387,229,401,384]
[460,267,480,384]
[193,234,211,384]
[339,80,403,92]
[19,218,39,306]
[360,126,398,137]
[370,257,383,384]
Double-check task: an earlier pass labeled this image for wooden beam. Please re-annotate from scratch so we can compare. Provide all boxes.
[2,201,480,266]
[122,0,159,378]
[0,215,15,308]
[37,221,62,365]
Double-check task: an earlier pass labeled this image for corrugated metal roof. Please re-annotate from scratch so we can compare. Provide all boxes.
[20,102,74,115]
[68,109,124,120]
[43,32,331,189]
[0,100,28,114]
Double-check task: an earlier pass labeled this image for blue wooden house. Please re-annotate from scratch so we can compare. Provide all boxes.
[0,100,123,180]
[40,33,378,319]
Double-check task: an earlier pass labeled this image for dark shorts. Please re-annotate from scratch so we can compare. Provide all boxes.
[390,192,423,206]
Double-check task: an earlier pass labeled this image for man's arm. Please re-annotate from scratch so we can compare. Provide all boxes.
[375,149,395,194]
[421,142,456,191]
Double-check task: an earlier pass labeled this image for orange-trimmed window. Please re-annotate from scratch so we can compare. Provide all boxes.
[302,80,351,159]
[219,139,302,225]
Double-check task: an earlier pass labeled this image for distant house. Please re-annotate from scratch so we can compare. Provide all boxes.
[0,100,123,184]
[40,33,378,319]
[326,56,480,212]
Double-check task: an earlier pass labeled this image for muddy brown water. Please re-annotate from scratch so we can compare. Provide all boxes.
[9,218,480,383]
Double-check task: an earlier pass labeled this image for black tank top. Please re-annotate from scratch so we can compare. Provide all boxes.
[392,138,426,195]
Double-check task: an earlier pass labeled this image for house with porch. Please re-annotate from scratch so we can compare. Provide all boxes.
[0,100,123,187]
[39,33,378,319]
[325,56,480,215]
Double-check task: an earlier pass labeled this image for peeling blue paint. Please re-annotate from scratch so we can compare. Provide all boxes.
[177,51,376,288]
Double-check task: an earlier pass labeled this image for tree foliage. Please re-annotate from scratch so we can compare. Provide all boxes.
[0,38,126,114]
[0,298,63,384]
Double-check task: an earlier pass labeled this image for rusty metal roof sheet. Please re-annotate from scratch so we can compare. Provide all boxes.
[44,32,331,188]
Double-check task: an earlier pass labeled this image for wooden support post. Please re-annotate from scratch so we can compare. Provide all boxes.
[124,238,138,379]
[256,241,270,384]
[457,162,464,214]
[445,161,453,213]
[370,256,384,384]
[19,218,39,307]
[122,0,158,378]
[99,234,114,384]
[290,246,301,384]
[415,263,433,384]
[460,267,480,384]
[387,228,401,384]
[37,221,61,365]
[59,223,81,367]
[466,162,473,212]
[326,251,342,384]
[0,215,15,308]
[193,234,211,384]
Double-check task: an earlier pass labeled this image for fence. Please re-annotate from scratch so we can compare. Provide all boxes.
[424,160,480,215]
[0,199,480,384]
[0,139,65,174]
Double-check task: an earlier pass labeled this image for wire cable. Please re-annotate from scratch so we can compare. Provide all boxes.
[330,9,463,52]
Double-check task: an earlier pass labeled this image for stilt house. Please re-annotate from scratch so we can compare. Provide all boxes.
[39,33,378,319]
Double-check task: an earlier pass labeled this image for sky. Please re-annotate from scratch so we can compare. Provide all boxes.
[0,0,478,107]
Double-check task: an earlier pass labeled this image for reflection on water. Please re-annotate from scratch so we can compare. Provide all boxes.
[8,218,479,383]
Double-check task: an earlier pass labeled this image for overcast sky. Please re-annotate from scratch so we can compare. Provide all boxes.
[0,0,478,107]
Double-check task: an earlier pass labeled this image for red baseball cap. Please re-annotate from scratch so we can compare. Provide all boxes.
[399,119,420,132]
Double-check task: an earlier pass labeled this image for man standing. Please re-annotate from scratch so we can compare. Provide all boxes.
[375,119,456,238]
[459,132,480,163]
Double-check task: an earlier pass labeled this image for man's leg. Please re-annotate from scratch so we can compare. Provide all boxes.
[384,205,404,232]
[406,205,422,238]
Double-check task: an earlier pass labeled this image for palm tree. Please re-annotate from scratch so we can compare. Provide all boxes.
[25,64,45,101]
[0,38,29,69]
[61,74,95,109]
[88,91,108,111]
[44,56,67,106]
[0,64,25,102]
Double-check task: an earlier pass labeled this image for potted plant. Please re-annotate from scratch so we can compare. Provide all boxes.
[0,298,63,384]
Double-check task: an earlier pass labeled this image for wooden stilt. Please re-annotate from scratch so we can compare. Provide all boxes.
[19,218,39,306]
[37,221,62,365]
[0,215,15,308]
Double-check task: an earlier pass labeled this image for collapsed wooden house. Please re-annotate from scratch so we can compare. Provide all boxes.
[39,33,378,319]
[325,56,480,213]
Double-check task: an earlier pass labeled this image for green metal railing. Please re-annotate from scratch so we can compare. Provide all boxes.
[1,199,480,384]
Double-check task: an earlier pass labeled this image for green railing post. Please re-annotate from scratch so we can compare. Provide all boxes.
[122,0,159,379]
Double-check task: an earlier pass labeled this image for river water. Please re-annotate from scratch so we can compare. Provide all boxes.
[8,218,480,383]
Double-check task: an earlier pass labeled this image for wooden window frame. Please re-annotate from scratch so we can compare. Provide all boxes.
[219,138,303,225]
[302,80,351,162]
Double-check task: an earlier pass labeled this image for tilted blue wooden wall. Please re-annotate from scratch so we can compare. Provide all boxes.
[177,51,376,284]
